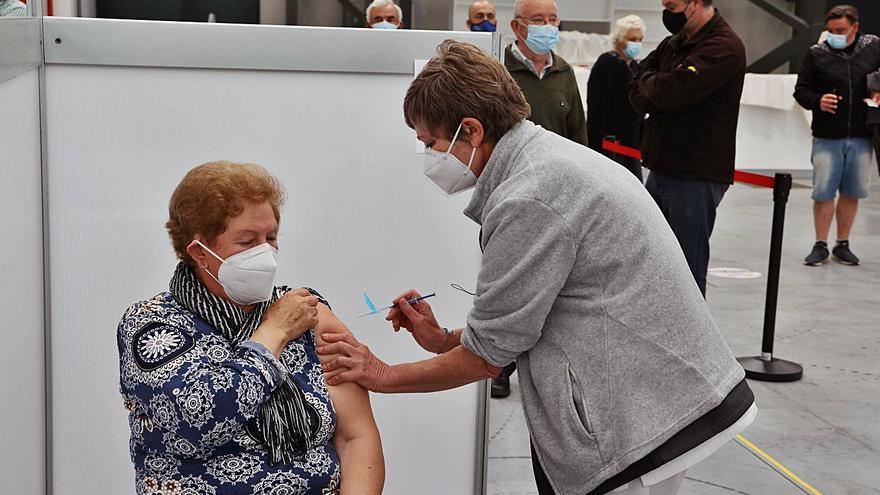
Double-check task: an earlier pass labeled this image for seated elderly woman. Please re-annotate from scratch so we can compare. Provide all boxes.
[117,161,384,495]
[587,14,647,180]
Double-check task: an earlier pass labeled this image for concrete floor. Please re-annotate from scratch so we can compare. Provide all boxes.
[486,176,880,495]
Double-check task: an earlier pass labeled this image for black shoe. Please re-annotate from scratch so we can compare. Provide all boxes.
[491,376,510,398]
[804,241,829,266]
[832,241,860,265]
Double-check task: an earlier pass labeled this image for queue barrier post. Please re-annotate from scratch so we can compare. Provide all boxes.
[736,173,803,382]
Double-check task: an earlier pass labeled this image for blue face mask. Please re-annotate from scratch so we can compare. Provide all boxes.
[827,32,850,50]
[624,41,642,59]
[372,21,398,30]
[470,20,497,32]
[524,24,559,55]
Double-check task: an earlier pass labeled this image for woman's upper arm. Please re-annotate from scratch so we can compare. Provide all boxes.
[314,304,354,364]
[312,306,380,440]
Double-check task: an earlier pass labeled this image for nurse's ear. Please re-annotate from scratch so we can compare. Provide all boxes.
[460,117,486,148]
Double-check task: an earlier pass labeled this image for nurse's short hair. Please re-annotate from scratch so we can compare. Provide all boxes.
[611,15,646,44]
[166,161,286,266]
[404,40,530,142]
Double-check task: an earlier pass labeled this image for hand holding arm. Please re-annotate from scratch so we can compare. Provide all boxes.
[318,333,501,393]
[250,288,319,358]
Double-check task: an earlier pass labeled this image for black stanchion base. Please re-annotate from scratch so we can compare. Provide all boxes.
[737,356,803,382]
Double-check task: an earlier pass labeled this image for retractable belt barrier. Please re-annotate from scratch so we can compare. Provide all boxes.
[602,137,803,382]
[601,138,777,188]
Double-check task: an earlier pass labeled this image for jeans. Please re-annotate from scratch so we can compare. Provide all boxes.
[811,136,874,201]
[645,172,728,296]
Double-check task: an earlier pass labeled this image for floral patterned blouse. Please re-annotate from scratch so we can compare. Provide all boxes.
[117,292,341,495]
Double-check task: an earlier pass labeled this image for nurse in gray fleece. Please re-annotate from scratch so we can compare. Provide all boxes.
[318,40,756,495]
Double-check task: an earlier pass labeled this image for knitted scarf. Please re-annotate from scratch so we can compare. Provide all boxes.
[169,262,319,464]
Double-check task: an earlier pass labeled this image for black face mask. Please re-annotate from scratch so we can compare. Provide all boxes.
[663,8,689,34]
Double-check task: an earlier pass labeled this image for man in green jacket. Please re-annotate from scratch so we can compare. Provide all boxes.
[504,0,587,147]
[494,0,589,399]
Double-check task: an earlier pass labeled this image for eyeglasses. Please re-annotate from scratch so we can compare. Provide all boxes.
[516,16,561,27]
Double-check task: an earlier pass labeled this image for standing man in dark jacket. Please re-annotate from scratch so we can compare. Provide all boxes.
[794,5,880,266]
[629,0,746,296]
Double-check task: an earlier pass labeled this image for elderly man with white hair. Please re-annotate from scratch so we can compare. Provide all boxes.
[501,0,587,147]
[365,0,403,29]
[587,15,647,180]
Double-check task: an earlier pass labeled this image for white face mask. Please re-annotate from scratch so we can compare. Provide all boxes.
[195,240,278,305]
[423,123,478,196]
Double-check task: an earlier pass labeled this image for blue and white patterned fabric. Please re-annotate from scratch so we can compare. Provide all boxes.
[117,291,340,495]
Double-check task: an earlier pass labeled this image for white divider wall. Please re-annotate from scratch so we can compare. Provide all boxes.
[43,21,494,495]
[0,68,45,495]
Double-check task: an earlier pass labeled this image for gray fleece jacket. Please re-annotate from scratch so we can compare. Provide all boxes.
[459,120,744,495]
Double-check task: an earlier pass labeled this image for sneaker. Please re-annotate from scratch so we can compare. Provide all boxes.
[804,241,829,266]
[491,376,511,398]
[832,241,860,265]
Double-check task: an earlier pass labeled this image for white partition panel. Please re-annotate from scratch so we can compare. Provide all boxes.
[0,68,45,495]
[736,105,813,171]
[44,21,494,495]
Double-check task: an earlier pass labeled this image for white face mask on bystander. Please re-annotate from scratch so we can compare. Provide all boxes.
[423,122,478,195]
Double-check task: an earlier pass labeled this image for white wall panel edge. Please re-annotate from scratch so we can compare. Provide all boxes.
[0,68,46,495]
[43,17,494,74]
[38,57,55,495]
[0,17,43,84]
[474,379,490,495]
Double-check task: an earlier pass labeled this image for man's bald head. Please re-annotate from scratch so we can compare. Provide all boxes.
[467,0,497,30]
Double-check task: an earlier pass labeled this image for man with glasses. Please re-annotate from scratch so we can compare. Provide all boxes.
[504,0,587,148]
[493,0,588,400]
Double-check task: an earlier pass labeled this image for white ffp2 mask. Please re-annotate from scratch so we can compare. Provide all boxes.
[423,123,478,196]
[195,241,278,305]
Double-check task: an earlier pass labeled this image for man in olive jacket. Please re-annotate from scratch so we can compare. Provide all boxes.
[504,0,587,147]
[629,0,745,296]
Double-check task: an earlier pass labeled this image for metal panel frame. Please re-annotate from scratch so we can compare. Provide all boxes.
[42,16,495,74]
[30,16,500,495]
[745,0,827,74]
[0,18,42,84]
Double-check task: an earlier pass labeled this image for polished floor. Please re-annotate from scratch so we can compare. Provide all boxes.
[486,176,880,495]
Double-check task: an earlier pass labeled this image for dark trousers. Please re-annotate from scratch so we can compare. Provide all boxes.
[531,443,556,494]
[497,361,517,379]
[645,172,728,296]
